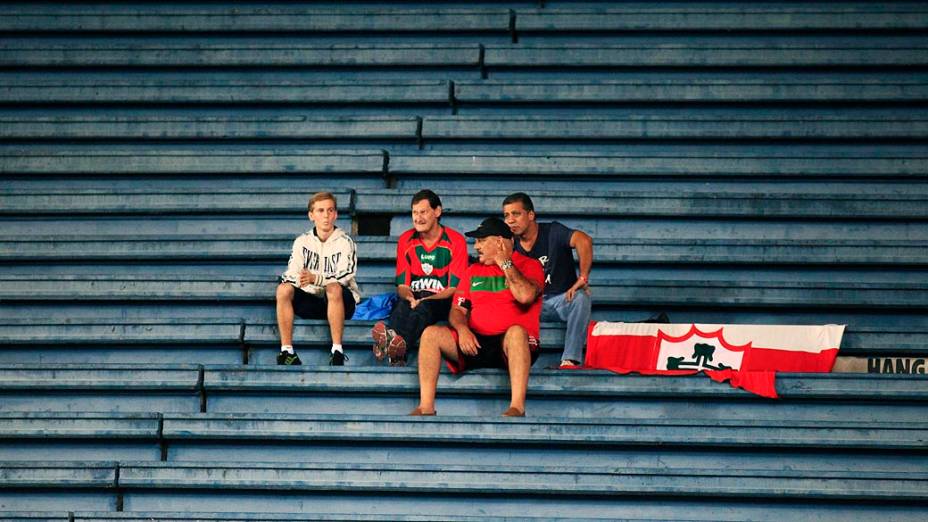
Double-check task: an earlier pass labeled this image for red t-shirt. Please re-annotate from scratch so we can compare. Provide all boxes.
[395,226,468,294]
[454,251,544,339]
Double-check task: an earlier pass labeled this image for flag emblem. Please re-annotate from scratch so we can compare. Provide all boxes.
[657,327,748,371]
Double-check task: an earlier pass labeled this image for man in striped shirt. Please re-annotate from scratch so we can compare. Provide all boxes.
[372,190,468,366]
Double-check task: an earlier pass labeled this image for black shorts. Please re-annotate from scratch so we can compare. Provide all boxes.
[445,327,540,374]
[292,286,356,320]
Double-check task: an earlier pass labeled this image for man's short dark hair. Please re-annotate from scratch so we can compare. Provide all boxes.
[412,189,442,209]
[503,192,534,212]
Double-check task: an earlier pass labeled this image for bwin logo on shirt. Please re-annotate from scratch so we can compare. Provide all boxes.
[412,279,444,292]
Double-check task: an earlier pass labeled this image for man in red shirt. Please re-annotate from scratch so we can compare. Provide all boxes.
[410,217,544,417]
[371,190,468,366]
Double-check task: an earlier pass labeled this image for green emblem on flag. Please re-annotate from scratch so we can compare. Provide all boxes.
[666,343,732,371]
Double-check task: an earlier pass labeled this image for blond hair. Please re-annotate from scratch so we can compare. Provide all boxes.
[308,192,337,212]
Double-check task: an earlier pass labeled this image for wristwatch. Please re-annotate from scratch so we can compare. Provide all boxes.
[500,259,514,271]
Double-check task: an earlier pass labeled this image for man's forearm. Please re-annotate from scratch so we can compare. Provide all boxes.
[503,263,540,304]
[573,231,594,281]
[449,306,470,332]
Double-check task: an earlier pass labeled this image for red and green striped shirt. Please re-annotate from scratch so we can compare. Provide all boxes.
[395,226,468,295]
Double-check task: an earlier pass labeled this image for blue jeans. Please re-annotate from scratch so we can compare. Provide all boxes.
[541,290,592,363]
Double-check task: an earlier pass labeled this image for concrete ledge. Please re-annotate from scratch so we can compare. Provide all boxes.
[0,114,419,140]
[422,114,928,140]
[0,42,481,67]
[484,43,928,67]
[455,79,928,103]
[516,6,928,31]
[388,150,928,178]
[0,412,160,439]
[162,412,928,450]
[5,236,924,266]
[70,514,590,522]
[0,365,201,391]
[60,508,928,522]
[0,148,384,175]
[0,79,451,104]
[4,275,922,308]
[115,460,928,500]
[0,461,116,488]
[0,189,352,216]
[0,319,241,345]
[0,8,509,33]
[203,366,928,400]
[0,514,69,522]
[354,189,928,219]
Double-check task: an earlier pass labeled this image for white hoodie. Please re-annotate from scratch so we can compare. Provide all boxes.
[280,226,361,303]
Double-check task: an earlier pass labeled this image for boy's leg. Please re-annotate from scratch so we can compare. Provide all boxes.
[324,283,345,345]
[276,283,296,346]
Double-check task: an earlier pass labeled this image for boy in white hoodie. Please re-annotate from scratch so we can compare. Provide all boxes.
[276,192,361,366]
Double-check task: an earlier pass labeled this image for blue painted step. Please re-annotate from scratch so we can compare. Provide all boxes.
[0,114,419,141]
[484,41,928,67]
[0,7,510,33]
[388,147,928,179]
[516,6,928,32]
[0,412,162,462]
[0,147,385,176]
[0,41,482,68]
[5,235,925,267]
[62,509,928,522]
[0,79,451,104]
[0,364,202,414]
[0,188,352,215]
[160,412,928,450]
[0,461,116,512]
[3,460,925,517]
[109,460,928,503]
[354,189,928,219]
[2,274,924,309]
[2,364,926,418]
[421,113,928,140]
[455,78,928,102]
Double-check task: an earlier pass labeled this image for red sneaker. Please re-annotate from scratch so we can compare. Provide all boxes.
[371,321,388,361]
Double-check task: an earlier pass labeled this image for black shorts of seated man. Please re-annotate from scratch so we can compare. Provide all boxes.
[410,217,544,417]
[276,192,361,366]
[371,189,468,366]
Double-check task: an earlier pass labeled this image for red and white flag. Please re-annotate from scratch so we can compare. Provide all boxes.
[585,322,845,398]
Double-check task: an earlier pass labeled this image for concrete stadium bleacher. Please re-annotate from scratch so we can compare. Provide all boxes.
[1,0,927,519]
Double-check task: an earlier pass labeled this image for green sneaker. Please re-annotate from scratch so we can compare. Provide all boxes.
[277,351,302,366]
